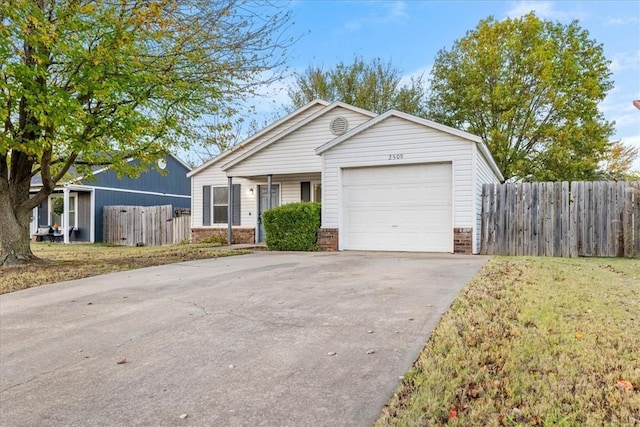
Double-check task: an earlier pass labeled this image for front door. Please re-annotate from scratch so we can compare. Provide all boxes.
[257,184,280,242]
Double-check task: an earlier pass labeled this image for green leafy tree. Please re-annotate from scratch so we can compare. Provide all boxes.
[427,13,614,181]
[287,56,427,116]
[0,0,292,266]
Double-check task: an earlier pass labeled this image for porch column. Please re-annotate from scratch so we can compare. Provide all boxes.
[267,174,273,210]
[62,186,70,244]
[227,176,233,245]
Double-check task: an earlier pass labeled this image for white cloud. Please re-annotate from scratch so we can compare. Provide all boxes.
[339,0,409,34]
[250,74,295,112]
[505,1,584,21]
[605,16,640,26]
[609,49,640,72]
[619,135,640,171]
[400,65,432,87]
[611,109,640,129]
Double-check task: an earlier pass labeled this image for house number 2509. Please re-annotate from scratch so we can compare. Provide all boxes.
[388,153,404,160]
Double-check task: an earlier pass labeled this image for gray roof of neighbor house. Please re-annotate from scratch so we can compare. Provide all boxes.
[30,153,190,188]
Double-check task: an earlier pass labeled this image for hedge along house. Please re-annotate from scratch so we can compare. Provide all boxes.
[29,154,191,243]
[188,100,503,254]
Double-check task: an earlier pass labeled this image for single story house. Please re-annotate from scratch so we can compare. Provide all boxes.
[30,154,191,243]
[188,100,504,254]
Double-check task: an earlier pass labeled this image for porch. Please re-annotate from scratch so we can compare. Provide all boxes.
[193,172,321,245]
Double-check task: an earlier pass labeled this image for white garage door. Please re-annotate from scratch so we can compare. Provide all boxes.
[342,163,452,252]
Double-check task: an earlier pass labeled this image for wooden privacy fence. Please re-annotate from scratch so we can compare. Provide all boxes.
[480,181,640,258]
[104,205,191,246]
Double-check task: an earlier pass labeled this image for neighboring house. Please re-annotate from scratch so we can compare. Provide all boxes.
[30,154,191,243]
[188,100,504,254]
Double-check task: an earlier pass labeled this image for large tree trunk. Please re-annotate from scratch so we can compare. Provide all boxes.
[0,150,50,267]
[0,188,37,266]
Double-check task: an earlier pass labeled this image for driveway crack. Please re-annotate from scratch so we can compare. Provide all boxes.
[169,298,209,316]
[226,310,303,328]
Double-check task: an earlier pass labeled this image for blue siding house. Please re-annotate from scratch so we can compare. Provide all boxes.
[30,155,191,243]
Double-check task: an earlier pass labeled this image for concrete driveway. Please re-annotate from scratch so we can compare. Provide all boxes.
[0,251,488,426]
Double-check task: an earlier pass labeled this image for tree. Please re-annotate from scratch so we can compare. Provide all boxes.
[1,0,292,266]
[597,140,640,180]
[426,13,614,181]
[287,56,427,116]
[191,112,283,165]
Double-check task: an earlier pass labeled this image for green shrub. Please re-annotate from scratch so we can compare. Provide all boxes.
[262,202,321,251]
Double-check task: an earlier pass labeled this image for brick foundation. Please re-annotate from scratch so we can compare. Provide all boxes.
[191,227,255,244]
[318,228,339,251]
[453,227,473,254]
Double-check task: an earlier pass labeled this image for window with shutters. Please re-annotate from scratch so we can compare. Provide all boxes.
[203,184,241,225]
[213,187,228,224]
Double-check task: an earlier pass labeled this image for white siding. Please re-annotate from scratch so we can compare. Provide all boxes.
[473,146,502,253]
[191,170,254,229]
[225,108,371,177]
[191,173,320,231]
[321,116,474,235]
[276,173,322,205]
[190,104,325,229]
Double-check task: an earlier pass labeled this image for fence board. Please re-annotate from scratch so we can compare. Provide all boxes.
[103,205,191,246]
[569,182,578,257]
[481,181,639,258]
[584,182,593,256]
[531,183,539,256]
[561,182,570,258]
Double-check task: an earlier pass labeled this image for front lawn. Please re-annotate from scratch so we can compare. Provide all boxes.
[1,243,253,294]
[378,257,640,426]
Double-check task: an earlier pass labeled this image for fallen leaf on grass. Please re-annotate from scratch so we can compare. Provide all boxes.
[616,379,634,391]
[448,409,457,420]
[575,332,584,339]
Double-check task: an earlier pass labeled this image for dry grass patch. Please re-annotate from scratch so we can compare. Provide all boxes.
[1,243,253,294]
[378,257,640,426]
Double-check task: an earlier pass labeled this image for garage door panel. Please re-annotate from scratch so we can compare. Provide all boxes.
[342,163,452,252]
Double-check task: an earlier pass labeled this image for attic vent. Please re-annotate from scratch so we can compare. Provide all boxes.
[330,116,348,135]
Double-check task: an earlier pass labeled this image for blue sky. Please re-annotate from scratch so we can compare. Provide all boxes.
[250,0,640,170]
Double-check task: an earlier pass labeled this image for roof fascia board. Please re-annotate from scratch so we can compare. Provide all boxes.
[221,101,377,171]
[476,140,505,182]
[186,100,330,177]
[315,109,504,181]
[168,153,192,171]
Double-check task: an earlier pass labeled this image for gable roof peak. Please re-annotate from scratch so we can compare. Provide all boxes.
[187,99,330,177]
[220,100,377,171]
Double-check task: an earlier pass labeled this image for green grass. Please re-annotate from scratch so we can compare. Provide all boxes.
[377,257,640,426]
[1,242,253,294]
